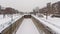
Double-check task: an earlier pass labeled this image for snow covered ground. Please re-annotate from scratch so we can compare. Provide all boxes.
[0,14,23,33]
[16,18,40,34]
[32,15,60,34]
[42,16,60,28]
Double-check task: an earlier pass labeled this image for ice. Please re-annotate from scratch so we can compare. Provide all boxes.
[16,18,40,34]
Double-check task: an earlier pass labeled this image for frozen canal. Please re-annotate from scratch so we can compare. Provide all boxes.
[16,18,40,34]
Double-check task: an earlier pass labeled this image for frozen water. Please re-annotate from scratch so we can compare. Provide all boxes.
[16,18,40,34]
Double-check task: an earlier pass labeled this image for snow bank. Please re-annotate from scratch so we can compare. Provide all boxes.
[32,15,60,34]
[0,14,23,33]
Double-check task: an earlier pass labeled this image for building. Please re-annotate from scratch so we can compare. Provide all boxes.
[39,1,60,15]
[0,5,1,10]
[52,1,60,14]
[39,7,47,14]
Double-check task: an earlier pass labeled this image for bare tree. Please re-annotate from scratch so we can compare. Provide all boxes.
[46,2,51,19]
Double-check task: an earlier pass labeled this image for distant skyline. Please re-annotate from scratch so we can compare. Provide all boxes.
[0,0,60,12]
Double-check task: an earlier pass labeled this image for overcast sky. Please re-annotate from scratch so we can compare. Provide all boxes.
[0,0,60,12]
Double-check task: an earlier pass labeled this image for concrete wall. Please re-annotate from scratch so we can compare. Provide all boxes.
[0,15,56,34]
[31,16,56,34]
[0,15,32,34]
[0,16,24,34]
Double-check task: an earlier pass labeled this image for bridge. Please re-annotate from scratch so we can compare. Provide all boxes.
[0,15,56,34]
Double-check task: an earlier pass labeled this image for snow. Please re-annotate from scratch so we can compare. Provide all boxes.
[0,14,23,33]
[0,15,11,25]
[32,15,60,34]
[0,14,60,34]
[43,16,60,28]
[16,18,40,34]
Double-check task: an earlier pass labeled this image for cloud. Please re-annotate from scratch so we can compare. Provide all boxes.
[0,0,60,12]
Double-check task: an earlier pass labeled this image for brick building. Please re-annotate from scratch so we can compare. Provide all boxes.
[39,7,47,14]
[39,1,60,15]
[52,1,60,14]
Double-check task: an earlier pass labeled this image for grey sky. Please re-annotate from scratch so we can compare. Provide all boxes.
[0,0,60,12]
